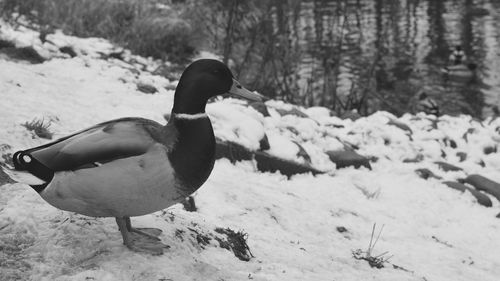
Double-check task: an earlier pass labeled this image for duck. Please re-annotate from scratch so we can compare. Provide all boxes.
[2,59,264,255]
[441,63,477,80]
[411,91,439,116]
[441,45,477,81]
[449,45,467,65]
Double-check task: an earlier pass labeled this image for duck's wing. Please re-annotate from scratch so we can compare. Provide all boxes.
[13,117,176,182]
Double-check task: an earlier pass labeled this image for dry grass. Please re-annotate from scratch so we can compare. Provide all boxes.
[352,223,392,269]
[214,227,254,262]
[0,0,195,62]
[22,118,53,139]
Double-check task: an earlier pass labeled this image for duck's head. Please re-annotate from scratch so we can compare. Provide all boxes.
[172,59,265,114]
[451,45,466,65]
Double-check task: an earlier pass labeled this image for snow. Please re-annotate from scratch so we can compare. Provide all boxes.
[265,132,300,161]
[1,24,500,281]
[207,100,266,151]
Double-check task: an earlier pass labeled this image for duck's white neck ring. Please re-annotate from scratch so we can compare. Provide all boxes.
[173,112,208,120]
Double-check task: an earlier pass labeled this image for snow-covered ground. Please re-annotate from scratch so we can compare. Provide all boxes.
[1,23,500,281]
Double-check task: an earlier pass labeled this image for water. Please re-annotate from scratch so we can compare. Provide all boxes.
[293,0,500,117]
[221,0,500,118]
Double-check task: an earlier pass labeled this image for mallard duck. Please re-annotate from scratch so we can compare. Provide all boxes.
[449,45,466,65]
[3,59,264,255]
[412,91,439,116]
[441,63,477,80]
[442,46,477,81]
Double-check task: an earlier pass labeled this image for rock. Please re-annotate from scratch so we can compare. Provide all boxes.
[255,151,323,177]
[336,226,348,233]
[434,161,462,172]
[326,150,371,169]
[387,119,412,134]
[443,138,457,148]
[442,181,492,207]
[462,128,475,142]
[0,39,15,49]
[456,152,467,162]
[483,146,497,155]
[107,50,125,60]
[442,181,467,192]
[0,46,46,64]
[292,141,311,164]
[217,139,321,177]
[248,101,270,117]
[59,46,77,57]
[325,123,344,129]
[340,110,362,120]
[403,154,423,163]
[259,134,270,151]
[464,174,500,202]
[286,126,300,135]
[136,82,158,94]
[215,140,253,163]
[275,107,309,118]
[441,149,447,158]
[415,168,442,180]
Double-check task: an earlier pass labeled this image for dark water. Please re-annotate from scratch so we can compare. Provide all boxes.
[288,0,500,117]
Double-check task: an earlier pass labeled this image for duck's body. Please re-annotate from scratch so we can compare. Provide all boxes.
[4,59,263,254]
[441,63,476,79]
[20,116,214,218]
[442,45,477,82]
[35,118,178,218]
[411,91,439,116]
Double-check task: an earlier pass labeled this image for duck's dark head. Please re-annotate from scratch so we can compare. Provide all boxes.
[172,59,265,114]
[451,45,466,65]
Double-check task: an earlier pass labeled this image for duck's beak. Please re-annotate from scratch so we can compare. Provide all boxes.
[228,78,266,102]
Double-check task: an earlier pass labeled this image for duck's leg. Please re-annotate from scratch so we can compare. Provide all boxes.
[116,217,132,245]
[115,217,168,255]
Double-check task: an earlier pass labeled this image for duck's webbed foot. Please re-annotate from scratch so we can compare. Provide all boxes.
[115,217,169,255]
[124,216,163,240]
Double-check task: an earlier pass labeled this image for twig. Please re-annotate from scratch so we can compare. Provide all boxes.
[353,223,390,269]
[367,223,376,255]
[371,224,385,255]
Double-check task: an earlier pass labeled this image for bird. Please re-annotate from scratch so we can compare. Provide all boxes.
[2,59,264,255]
[442,45,477,82]
[412,91,439,116]
[441,63,477,80]
[449,45,467,65]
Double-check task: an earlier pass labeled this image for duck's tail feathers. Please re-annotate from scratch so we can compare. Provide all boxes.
[12,151,54,183]
[1,164,46,185]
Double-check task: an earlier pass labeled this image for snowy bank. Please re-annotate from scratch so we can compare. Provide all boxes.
[1,23,500,281]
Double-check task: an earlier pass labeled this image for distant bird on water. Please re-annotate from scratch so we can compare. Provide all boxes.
[442,45,477,81]
[449,45,466,65]
[2,59,265,255]
[412,91,440,116]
